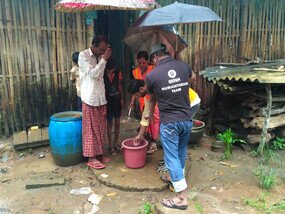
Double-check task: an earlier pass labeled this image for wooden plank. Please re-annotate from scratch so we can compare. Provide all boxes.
[4,0,16,133]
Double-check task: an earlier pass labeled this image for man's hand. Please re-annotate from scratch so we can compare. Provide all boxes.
[102,47,112,61]
[128,101,134,109]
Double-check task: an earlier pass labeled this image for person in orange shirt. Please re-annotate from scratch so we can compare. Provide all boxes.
[129,51,154,113]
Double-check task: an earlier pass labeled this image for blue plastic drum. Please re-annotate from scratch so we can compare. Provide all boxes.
[49,111,83,166]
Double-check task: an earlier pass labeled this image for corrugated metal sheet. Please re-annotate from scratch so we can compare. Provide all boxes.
[201,59,285,84]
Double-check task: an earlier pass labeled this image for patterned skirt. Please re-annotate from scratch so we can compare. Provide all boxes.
[82,102,107,157]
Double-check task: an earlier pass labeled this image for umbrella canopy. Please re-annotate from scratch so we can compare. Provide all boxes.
[54,0,159,12]
[136,2,222,27]
[124,25,188,57]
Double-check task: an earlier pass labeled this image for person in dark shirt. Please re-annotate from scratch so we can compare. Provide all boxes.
[104,58,124,156]
[145,43,193,210]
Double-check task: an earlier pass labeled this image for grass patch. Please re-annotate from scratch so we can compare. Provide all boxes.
[138,202,154,214]
[194,201,204,213]
[255,166,278,190]
[243,193,285,213]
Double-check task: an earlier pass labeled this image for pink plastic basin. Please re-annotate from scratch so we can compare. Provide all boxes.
[121,138,148,169]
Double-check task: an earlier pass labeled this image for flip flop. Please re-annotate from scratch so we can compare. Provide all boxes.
[87,161,105,169]
[158,160,165,165]
[108,147,118,156]
[147,143,158,154]
[147,147,158,154]
[169,183,175,192]
[157,165,168,173]
[161,198,188,210]
[100,156,110,163]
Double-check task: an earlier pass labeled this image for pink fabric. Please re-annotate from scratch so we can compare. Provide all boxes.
[82,102,107,157]
[146,105,160,140]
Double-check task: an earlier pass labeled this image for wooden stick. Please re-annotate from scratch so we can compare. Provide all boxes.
[258,84,272,156]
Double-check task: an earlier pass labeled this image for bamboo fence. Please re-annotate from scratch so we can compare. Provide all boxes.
[0,0,87,136]
[0,0,285,136]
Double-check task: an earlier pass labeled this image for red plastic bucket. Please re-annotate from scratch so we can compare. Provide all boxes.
[121,138,148,169]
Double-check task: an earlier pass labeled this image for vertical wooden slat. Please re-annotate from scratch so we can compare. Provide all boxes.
[4,0,16,133]
[0,1,11,136]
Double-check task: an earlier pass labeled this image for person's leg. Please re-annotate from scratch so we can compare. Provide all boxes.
[96,105,110,162]
[77,96,82,111]
[146,105,159,154]
[107,116,113,153]
[114,117,120,147]
[160,122,188,209]
[178,121,192,171]
[160,123,185,185]
[82,103,105,169]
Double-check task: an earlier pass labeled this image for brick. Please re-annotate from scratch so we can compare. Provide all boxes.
[26,174,65,189]
[13,131,28,150]
[41,127,49,141]
[28,129,42,143]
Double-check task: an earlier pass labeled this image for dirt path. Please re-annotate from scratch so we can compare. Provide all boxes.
[1,136,285,214]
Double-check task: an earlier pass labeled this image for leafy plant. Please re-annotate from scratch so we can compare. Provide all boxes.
[262,146,282,167]
[271,137,285,150]
[138,202,154,214]
[243,193,285,213]
[255,166,278,190]
[217,128,246,160]
[250,149,258,157]
[194,202,203,213]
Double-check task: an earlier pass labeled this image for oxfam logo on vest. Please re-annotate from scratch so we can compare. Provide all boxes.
[168,69,176,78]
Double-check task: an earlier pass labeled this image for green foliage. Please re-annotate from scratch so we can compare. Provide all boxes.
[217,128,246,160]
[138,203,154,214]
[262,146,282,167]
[194,202,203,213]
[48,208,54,214]
[271,137,285,150]
[250,149,258,157]
[243,193,285,213]
[255,166,278,190]
[243,193,268,211]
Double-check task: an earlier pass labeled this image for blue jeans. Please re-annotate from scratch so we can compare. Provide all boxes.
[160,120,192,192]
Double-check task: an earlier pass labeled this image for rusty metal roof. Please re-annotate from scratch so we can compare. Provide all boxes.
[200,59,285,84]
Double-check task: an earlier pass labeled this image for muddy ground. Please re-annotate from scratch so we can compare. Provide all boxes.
[1,132,285,214]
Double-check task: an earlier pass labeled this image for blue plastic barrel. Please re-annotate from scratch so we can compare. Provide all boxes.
[49,111,83,166]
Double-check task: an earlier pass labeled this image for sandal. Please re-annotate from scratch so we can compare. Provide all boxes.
[158,160,165,166]
[160,176,171,184]
[161,198,188,210]
[108,147,118,156]
[87,161,105,169]
[147,143,158,154]
[115,145,123,154]
[157,165,168,173]
[98,155,110,163]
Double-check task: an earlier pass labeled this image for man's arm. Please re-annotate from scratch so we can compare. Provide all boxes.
[146,93,156,120]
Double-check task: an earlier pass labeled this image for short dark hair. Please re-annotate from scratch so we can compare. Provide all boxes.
[137,51,149,61]
[127,79,145,94]
[91,35,109,47]
[106,58,116,70]
[72,52,79,64]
